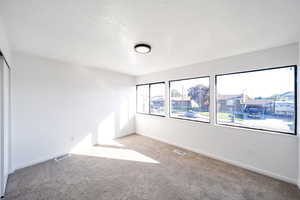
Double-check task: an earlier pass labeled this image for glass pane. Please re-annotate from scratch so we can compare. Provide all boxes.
[170,77,210,122]
[137,85,149,113]
[150,83,165,115]
[216,66,295,134]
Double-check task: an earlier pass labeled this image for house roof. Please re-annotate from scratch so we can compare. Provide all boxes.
[218,94,243,101]
[171,97,191,101]
[244,99,273,105]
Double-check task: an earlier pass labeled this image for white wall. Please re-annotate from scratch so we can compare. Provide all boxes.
[12,52,136,170]
[136,43,299,184]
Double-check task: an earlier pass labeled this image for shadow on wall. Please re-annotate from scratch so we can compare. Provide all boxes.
[64,96,158,163]
[58,80,136,153]
[11,53,140,170]
[67,104,134,149]
[69,111,159,164]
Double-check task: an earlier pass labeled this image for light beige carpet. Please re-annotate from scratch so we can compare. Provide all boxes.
[5,134,300,200]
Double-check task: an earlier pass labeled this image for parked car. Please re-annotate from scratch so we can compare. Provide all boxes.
[182,111,198,118]
[244,105,264,119]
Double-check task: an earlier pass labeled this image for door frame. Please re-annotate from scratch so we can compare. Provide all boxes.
[0,52,11,198]
[0,56,4,197]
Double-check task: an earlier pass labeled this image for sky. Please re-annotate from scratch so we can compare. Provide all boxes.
[217,67,294,98]
[150,83,165,97]
[139,67,295,100]
[171,78,210,97]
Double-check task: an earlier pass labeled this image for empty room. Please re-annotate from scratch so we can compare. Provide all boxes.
[1,0,300,199]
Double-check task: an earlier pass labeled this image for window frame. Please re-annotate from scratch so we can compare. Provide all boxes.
[136,83,150,115]
[169,76,211,123]
[149,82,166,117]
[136,82,166,117]
[215,65,297,135]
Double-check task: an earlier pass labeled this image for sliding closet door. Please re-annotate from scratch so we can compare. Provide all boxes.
[0,57,10,197]
[0,58,4,197]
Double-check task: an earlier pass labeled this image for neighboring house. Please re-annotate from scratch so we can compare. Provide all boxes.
[274,101,294,116]
[150,96,164,109]
[217,94,249,113]
[274,92,294,116]
[244,99,273,114]
[171,97,192,111]
[218,92,294,116]
[279,91,294,101]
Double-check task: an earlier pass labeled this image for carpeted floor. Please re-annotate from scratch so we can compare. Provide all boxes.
[5,134,300,200]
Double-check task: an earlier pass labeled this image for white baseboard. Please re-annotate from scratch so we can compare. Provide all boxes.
[137,133,297,185]
[11,132,135,172]
[11,133,136,172]
[10,134,298,187]
[13,152,69,172]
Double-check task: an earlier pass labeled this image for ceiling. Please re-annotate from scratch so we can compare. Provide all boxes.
[1,0,300,76]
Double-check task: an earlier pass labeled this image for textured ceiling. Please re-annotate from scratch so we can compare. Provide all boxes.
[1,0,300,75]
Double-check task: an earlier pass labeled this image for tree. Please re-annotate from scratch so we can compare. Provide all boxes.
[171,89,181,98]
[187,84,209,110]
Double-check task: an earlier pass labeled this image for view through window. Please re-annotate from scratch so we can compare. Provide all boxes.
[150,83,165,116]
[170,77,210,122]
[137,85,149,114]
[216,66,296,134]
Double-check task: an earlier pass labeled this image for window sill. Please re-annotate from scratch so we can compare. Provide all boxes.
[169,116,210,124]
[136,112,166,117]
[214,123,297,137]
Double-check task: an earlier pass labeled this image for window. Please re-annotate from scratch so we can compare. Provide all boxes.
[170,77,210,122]
[150,83,165,116]
[216,66,296,134]
[137,84,149,114]
[137,83,166,116]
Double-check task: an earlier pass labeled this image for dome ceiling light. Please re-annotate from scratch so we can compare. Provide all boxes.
[134,43,151,54]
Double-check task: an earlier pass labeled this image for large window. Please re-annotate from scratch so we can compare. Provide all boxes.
[137,83,166,116]
[170,77,210,122]
[216,66,296,134]
[137,84,149,114]
[150,83,165,116]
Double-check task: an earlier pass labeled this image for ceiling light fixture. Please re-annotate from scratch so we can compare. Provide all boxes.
[134,43,151,54]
